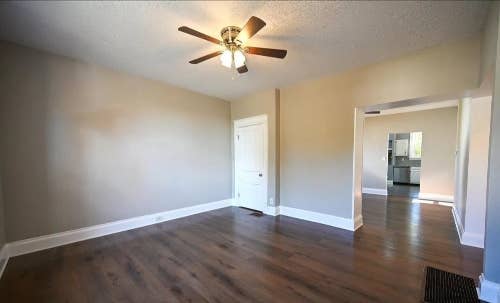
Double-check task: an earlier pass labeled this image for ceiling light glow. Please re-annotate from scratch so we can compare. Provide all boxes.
[220,49,232,68]
[233,49,246,68]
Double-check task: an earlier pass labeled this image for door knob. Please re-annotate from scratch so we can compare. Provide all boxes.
[259,173,263,177]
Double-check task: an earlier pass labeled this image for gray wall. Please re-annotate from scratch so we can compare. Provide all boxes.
[484,5,500,282]
[480,1,499,85]
[231,89,280,206]
[0,173,5,249]
[279,36,479,219]
[485,72,500,282]
[280,86,355,218]
[363,107,458,196]
[0,42,232,242]
[463,96,491,246]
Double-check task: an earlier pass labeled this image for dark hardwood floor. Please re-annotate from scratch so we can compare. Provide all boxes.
[0,194,483,302]
[387,183,420,198]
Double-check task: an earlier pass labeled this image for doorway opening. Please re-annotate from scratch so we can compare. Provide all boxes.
[387,132,422,198]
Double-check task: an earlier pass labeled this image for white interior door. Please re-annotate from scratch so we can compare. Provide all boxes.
[235,116,267,212]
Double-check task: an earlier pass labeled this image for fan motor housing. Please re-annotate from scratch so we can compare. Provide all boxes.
[221,26,242,46]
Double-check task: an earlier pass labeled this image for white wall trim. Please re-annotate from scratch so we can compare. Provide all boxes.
[233,114,268,126]
[353,214,363,231]
[264,206,280,216]
[362,187,388,195]
[351,108,364,237]
[451,205,484,248]
[479,274,500,303]
[280,206,360,231]
[452,206,465,242]
[461,231,484,248]
[0,244,8,280]
[419,192,454,202]
[4,199,233,258]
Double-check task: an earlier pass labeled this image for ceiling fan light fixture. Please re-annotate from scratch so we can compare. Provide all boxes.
[233,49,246,68]
[220,49,232,68]
[180,16,287,74]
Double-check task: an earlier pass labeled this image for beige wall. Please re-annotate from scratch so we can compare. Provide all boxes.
[0,42,232,242]
[0,34,483,242]
[463,96,491,247]
[454,99,472,228]
[452,96,491,249]
[480,1,499,86]
[280,36,480,218]
[363,107,458,197]
[281,79,355,217]
[231,89,279,206]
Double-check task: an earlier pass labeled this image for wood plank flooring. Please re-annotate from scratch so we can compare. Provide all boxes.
[0,194,483,302]
[387,183,420,198]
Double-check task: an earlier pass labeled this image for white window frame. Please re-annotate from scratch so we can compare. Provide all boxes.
[409,131,422,160]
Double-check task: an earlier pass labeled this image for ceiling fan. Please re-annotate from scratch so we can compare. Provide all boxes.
[178,16,287,74]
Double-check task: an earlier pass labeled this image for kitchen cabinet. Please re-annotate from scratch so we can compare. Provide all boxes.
[410,167,421,184]
[395,139,409,156]
[393,167,411,183]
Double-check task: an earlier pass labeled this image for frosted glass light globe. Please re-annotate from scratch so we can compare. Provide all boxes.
[220,49,232,68]
[233,49,246,68]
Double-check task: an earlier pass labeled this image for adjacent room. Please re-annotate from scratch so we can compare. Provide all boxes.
[1,1,500,303]
[387,131,423,198]
[361,98,492,257]
[363,102,458,201]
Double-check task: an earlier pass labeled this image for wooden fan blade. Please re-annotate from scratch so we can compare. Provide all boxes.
[178,26,221,45]
[237,65,248,74]
[189,51,222,64]
[246,47,287,59]
[237,16,266,42]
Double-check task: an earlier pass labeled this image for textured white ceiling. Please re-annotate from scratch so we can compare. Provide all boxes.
[0,1,490,101]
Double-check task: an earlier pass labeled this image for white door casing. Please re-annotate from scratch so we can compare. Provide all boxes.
[234,115,268,212]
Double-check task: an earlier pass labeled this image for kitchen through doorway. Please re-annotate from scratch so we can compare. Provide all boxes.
[387,132,422,198]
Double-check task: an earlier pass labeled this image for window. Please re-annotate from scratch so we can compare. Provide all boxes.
[409,132,422,159]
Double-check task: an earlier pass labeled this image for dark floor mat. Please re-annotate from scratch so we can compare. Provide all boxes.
[423,266,479,303]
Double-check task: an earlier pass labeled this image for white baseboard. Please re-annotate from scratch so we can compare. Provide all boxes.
[0,244,8,280]
[461,231,484,248]
[5,199,233,258]
[452,206,465,241]
[264,206,280,216]
[452,206,464,238]
[419,192,454,202]
[479,273,500,303]
[279,206,361,231]
[231,199,279,217]
[353,214,363,231]
[362,187,387,195]
[451,206,484,248]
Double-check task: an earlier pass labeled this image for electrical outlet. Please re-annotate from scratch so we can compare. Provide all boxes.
[269,198,274,206]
